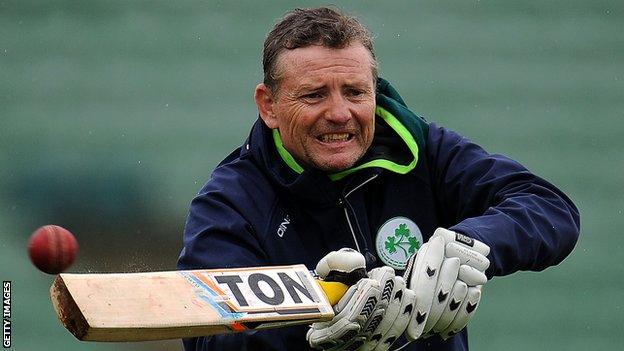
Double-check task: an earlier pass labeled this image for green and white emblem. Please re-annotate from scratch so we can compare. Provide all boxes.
[375,217,423,270]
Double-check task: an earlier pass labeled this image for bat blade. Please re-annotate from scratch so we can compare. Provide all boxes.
[50,265,341,342]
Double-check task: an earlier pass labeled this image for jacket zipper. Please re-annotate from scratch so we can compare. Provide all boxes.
[340,174,379,257]
[341,204,361,252]
[345,174,378,198]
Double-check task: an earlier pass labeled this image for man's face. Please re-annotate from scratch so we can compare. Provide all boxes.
[256,43,376,172]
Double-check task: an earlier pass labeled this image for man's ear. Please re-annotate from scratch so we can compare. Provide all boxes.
[255,83,279,129]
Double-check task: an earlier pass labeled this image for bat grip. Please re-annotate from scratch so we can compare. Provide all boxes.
[316,280,349,306]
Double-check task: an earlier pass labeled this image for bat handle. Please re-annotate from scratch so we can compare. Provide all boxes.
[316,280,349,306]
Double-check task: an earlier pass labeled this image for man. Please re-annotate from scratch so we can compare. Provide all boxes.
[178,7,580,351]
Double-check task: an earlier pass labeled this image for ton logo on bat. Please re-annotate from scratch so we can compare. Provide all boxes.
[214,271,318,307]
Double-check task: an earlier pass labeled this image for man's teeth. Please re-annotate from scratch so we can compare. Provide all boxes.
[320,133,350,143]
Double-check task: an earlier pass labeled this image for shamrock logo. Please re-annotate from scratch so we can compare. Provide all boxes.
[385,236,398,254]
[384,223,421,257]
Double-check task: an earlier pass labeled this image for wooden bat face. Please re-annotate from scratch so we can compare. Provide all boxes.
[51,265,336,342]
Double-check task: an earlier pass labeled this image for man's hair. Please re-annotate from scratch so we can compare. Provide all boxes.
[263,7,377,93]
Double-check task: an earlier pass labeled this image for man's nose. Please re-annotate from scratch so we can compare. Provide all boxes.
[324,94,351,124]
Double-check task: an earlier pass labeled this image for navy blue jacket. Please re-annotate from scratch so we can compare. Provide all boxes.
[178,78,580,350]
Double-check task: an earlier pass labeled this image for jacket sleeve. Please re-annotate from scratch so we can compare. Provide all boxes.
[426,123,580,277]
[177,166,301,350]
[178,187,268,270]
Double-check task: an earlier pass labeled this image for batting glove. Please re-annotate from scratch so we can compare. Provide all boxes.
[404,228,490,341]
[307,249,415,351]
[359,267,415,351]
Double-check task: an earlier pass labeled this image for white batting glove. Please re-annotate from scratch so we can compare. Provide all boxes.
[315,248,368,286]
[307,277,383,350]
[404,228,490,341]
[307,249,416,351]
[307,248,379,350]
[359,267,415,351]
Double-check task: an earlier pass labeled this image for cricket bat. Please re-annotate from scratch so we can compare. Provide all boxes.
[50,264,349,342]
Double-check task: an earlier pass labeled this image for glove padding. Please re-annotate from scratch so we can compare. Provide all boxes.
[307,249,415,351]
[359,267,415,351]
[404,228,490,341]
[315,248,367,286]
[307,277,383,350]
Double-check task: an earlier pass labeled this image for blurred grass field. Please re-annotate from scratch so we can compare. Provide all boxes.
[1,1,622,350]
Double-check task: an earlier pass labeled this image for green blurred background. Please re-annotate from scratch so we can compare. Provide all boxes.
[1,1,622,350]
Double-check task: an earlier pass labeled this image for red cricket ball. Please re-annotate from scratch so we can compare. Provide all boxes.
[28,225,79,274]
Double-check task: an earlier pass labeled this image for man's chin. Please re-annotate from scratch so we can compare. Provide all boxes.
[311,156,360,173]
[301,140,371,172]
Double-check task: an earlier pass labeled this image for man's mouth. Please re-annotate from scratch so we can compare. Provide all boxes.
[318,133,353,143]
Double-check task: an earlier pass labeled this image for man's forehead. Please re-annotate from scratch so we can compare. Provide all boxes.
[275,44,375,84]
[292,75,372,91]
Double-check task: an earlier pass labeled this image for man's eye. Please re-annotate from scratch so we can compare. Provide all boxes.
[302,92,323,100]
[346,89,364,97]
